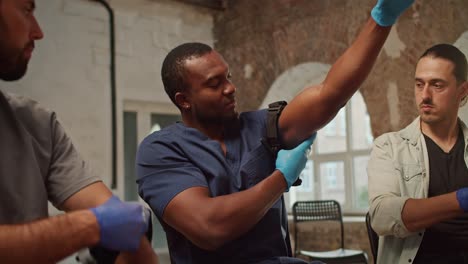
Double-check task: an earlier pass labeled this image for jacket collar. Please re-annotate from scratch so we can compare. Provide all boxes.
[399,116,468,147]
[399,117,421,146]
[462,119,468,150]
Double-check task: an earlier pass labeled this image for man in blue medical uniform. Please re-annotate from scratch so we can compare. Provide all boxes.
[137,1,415,263]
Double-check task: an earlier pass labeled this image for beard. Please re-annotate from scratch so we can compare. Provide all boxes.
[221,110,239,124]
[0,46,29,81]
[195,108,239,125]
[0,20,29,81]
[418,100,442,125]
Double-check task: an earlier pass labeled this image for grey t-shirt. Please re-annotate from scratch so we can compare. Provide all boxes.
[0,90,101,224]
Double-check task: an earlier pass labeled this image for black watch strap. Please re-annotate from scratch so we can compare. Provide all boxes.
[264,100,287,155]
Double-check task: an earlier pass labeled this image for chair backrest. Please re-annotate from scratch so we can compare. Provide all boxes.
[365,212,378,263]
[292,200,345,255]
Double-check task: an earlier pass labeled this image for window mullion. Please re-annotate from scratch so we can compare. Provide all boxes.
[345,99,354,211]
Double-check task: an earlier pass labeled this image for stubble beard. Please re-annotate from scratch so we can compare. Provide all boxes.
[196,109,239,126]
[0,22,29,81]
[0,46,28,81]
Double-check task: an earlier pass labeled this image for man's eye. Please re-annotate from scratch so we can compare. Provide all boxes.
[24,4,34,15]
[208,81,220,87]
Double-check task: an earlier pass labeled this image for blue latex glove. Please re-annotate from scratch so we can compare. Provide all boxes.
[371,0,414,27]
[276,133,317,192]
[456,188,468,212]
[90,195,150,251]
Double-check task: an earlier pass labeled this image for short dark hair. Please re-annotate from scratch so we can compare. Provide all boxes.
[161,42,213,107]
[420,44,467,83]
[420,44,467,106]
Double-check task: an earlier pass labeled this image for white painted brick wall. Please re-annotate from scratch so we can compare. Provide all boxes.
[1,0,214,193]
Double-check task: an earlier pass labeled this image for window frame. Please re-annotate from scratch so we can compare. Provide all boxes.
[287,93,372,215]
[122,100,180,251]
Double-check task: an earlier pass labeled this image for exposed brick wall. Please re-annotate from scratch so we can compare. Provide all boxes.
[213,0,468,136]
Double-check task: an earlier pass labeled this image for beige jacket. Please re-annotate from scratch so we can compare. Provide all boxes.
[367,117,468,264]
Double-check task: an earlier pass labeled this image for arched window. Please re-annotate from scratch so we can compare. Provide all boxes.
[292,92,372,213]
[262,63,373,213]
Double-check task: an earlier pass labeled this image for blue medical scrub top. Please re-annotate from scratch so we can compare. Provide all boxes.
[136,110,308,264]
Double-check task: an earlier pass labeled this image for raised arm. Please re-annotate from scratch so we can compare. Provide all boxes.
[279,0,414,148]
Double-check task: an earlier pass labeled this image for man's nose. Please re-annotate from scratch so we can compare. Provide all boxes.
[421,84,432,100]
[224,82,236,95]
[31,16,44,40]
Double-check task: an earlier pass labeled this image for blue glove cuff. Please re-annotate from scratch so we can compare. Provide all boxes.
[456,188,468,212]
[371,0,414,27]
[89,206,106,243]
[371,6,396,27]
[89,196,148,251]
[276,133,316,192]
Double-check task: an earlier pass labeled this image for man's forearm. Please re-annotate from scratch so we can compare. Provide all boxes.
[280,18,392,148]
[208,170,286,236]
[320,18,391,110]
[167,170,287,250]
[116,237,159,264]
[0,210,99,263]
[402,192,464,232]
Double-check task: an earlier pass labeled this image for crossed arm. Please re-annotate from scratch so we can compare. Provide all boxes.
[368,137,464,237]
[0,209,100,263]
[0,182,158,264]
[401,193,463,232]
[163,171,287,250]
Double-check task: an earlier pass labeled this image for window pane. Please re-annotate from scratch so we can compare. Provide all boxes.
[295,160,315,200]
[147,113,181,249]
[351,93,373,150]
[354,155,370,209]
[316,108,347,154]
[123,111,138,201]
[319,161,345,204]
[150,113,181,133]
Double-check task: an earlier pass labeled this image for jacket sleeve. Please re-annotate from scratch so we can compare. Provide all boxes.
[367,134,415,238]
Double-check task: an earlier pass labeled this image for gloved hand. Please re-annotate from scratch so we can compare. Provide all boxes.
[371,0,414,27]
[276,133,317,192]
[90,195,150,251]
[456,188,468,212]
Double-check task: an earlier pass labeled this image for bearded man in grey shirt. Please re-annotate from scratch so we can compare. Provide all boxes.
[0,0,158,263]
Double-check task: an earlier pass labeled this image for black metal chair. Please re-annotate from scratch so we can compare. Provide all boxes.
[292,200,368,264]
[365,212,379,264]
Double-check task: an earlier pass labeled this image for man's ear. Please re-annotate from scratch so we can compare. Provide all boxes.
[459,81,468,107]
[175,92,190,110]
[461,81,468,96]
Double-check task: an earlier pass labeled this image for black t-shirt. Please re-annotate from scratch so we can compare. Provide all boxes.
[414,127,468,262]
